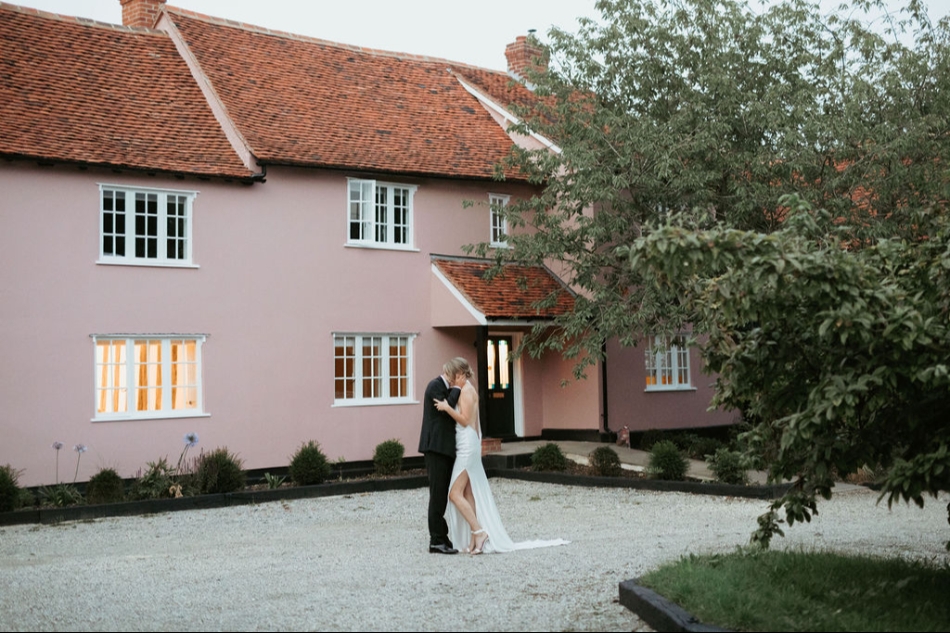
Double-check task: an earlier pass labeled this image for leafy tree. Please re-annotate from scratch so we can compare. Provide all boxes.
[624,196,950,547]
[471,0,950,378]
[470,0,950,544]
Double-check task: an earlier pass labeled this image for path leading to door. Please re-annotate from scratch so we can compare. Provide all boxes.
[489,439,772,484]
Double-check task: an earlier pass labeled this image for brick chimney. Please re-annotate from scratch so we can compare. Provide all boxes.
[505,31,547,80]
[120,0,166,28]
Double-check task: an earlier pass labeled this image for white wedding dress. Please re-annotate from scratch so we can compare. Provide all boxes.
[445,419,569,554]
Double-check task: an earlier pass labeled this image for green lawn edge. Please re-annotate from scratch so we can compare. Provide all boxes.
[638,548,950,632]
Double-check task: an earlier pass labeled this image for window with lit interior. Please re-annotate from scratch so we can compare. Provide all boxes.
[94,336,205,420]
[644,334,692,390]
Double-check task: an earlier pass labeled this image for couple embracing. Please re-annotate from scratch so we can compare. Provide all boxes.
[418,357,568,555]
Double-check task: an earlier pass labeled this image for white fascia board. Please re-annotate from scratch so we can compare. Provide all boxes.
[453,75,562,154]
[432,263,487,326]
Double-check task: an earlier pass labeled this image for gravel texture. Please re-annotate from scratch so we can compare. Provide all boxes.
[1,481,947,632]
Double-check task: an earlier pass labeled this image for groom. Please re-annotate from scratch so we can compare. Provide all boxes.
[418,358,464,554]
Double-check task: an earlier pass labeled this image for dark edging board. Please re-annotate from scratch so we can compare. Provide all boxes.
[619,580,731,632]
[0,468,790,527]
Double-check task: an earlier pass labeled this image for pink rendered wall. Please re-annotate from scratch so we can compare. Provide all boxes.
[604,338,737,434]
[540,350,602,431]
[0,161,542,486]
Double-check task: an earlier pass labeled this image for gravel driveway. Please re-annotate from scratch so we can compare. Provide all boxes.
[1,481,947,631]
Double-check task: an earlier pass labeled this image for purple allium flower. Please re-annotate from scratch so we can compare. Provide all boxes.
[51,441,64,451]
[183,432,199,447]
[73,444,87,454]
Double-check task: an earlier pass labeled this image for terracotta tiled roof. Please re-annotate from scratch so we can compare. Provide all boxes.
[0,3,252,179]
[165,8,525,180]
[453,67,550,121]
[433,255,574,320]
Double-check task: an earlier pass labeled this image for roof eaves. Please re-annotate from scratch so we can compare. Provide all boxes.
[1,153,257,183]
[257,159,528,184]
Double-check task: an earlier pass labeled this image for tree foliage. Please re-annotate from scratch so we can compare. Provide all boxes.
[472,0,950,544]
[624,197,950,546]
[472,0,950,376]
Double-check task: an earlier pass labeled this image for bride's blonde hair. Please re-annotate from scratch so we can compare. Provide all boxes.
[443,357,473,379]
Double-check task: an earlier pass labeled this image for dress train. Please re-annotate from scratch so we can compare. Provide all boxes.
[445,423,569,553]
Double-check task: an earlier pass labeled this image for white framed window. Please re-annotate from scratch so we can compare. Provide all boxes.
[333,333,414,405]
[99,184,197,266]
[93,335,206,420]
[347,179,416,249]
[644,334,692,391]
[489,193,510,247]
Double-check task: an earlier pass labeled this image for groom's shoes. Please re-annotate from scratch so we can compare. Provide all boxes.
[428,543,459,555]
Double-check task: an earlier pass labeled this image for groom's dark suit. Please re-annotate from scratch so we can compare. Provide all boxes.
[418,375,460,550]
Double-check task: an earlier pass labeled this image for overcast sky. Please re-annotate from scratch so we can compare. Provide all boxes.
[9,0,950,71]
[8,0,601,71]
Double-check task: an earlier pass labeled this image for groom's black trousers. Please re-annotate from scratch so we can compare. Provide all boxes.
[424,451,454,546]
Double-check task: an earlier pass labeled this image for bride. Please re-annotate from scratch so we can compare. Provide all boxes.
[434,358,568,554]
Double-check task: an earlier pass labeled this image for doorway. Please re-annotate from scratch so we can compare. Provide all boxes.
[485,335,516,438]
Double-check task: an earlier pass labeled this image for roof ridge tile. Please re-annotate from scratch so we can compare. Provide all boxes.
[0,1,161,34]
[164,4,506,74]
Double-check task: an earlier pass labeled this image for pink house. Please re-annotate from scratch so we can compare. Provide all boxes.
[0,0,732,487]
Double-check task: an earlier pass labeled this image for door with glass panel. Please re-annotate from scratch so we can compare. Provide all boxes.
[485,335,515,438]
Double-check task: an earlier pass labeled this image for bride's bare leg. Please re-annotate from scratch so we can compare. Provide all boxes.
[449,470,482,539]
[463,481,477,550]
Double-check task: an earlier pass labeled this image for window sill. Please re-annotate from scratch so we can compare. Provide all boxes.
[344,243,419,253]
[96,259,200,269]
[489,242,510,249]
[644,386,696,393]
[332,399,419,408]
[92,412,211,423]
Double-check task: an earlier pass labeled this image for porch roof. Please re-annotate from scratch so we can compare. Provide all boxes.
[430,255,575,327]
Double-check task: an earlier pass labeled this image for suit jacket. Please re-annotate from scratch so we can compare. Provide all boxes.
[418,375,461,456]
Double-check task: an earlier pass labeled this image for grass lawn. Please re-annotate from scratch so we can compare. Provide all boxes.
[638,548,950,631]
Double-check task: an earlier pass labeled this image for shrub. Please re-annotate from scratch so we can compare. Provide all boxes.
[708,448,749,485]
[195,447,246,494]
[263,472,287,489]
[671,432,700,453]
[39,483,83,507]
[687,436,726,460]
[18,488,36,509]
[0,464,22,512]
[638,428,665,451]
[648,440,689,481]
[289,440,331,486]
[86,467,126,504]
[130,457,177,500]
[589,446,622,477]
[373,439,405,476]
[531,443,568,472]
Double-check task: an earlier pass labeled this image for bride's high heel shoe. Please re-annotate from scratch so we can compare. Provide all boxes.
[471,529,489,555]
